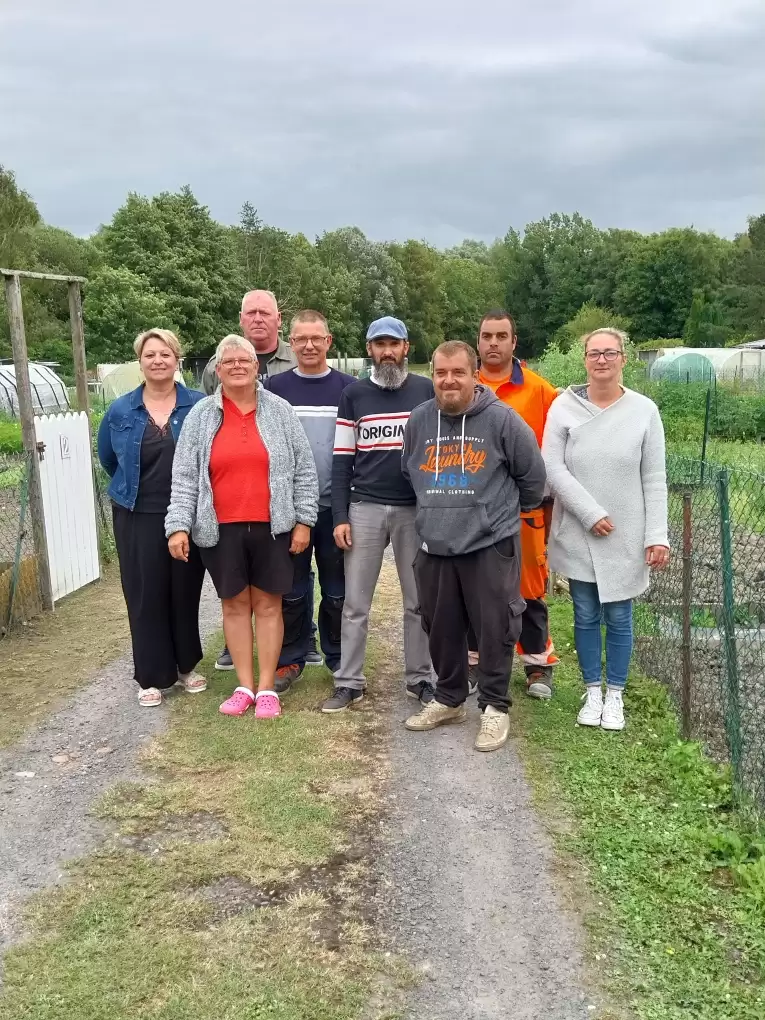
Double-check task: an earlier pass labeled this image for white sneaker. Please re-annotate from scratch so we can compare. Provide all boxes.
[601,689,626,731]
[577,686,603,727]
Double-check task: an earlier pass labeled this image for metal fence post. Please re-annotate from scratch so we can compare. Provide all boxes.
[700,386,711,484]
[717,468,743,788]
[681,492,693,739]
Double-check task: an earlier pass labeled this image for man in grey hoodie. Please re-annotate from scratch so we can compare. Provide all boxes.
[402,341,546,752]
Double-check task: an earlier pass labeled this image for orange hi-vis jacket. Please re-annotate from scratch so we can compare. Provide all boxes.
[479,360,558,613]
[478,361,558,448]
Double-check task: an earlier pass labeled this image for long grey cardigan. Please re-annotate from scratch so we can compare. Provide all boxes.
[541,386,668,603]
[165,385,318,548]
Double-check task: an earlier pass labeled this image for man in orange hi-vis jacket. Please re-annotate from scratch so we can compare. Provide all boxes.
[471,309,560,700]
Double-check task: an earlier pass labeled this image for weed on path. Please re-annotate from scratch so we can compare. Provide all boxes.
[515,599,765,1020]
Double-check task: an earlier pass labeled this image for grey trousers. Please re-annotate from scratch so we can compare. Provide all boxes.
[333,501,433,691]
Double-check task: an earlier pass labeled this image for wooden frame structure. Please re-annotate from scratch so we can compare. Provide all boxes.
[1,268,90,613]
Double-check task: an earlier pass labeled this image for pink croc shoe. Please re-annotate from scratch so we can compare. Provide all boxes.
[254,691,281,719]
[219,687,255,716]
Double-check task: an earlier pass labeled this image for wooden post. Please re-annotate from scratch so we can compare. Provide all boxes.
[4,273,54,612]
[68,280,89,416]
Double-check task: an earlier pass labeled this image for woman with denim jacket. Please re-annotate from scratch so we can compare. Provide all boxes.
[97,329,206,707]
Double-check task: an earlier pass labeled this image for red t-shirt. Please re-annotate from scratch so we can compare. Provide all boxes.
[210,396,270,523]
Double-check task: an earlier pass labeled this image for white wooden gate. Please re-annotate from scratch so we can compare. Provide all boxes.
[35,412,100,601]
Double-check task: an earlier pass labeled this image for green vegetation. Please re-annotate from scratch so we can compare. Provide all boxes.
[2,165,764,370]
[0,622,406,1020]
[515,600,765,1020]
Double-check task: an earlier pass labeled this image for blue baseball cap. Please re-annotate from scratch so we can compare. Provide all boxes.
[366,316,408,342]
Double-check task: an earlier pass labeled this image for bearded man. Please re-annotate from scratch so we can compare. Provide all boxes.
[321,316,435,714]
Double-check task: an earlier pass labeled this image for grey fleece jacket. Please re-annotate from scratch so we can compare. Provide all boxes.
[165,384,318,548]
[402,385,546,556]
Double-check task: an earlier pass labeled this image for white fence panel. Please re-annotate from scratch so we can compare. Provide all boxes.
[35,412,100,601]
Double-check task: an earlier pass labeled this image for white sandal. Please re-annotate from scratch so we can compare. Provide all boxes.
[178,672,207,694]
[138,687,163,707]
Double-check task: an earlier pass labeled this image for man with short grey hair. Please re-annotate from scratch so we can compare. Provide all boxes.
[202,289,295,394]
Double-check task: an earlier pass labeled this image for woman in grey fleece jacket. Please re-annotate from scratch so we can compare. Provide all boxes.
[166,335,318,719]
[542,328,669,732]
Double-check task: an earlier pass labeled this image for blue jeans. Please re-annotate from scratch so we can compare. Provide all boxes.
[569,579,633,689]
[279,507,344,671]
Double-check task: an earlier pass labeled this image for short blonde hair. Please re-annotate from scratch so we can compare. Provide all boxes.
[582,327,629,353]
[215,334,257,365]
[134,328,182,360]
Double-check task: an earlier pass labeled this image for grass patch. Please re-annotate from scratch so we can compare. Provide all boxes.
[0,568,408,1019]
[514,598,765,1020]
[0,564,130,747]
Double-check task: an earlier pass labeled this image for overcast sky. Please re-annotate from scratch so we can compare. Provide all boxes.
[1,0,763,247]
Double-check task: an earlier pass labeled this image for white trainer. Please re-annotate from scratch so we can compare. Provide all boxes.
[577,685,603,727]
[601,689,626,731]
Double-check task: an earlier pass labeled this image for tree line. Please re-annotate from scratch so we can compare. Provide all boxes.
[1,164,763,372]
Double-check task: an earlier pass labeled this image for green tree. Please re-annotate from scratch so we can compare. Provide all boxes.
[83,266,176,363]
[440,254,504,348]
[0,164,40,267]
[682,290,729,347]
[553,301,632,351]
[389,240,444,362]
[614,228,733,342]
[97,187,240,353]
[316,227,405,332]
[721,214,765,341]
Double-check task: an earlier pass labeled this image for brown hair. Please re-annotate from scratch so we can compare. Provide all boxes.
[134,328,182,360]
[289,309,329,334]
[432,340,478,373]
[479,309,516,337]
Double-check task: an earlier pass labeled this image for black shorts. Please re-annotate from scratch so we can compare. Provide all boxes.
[200,522,294,599]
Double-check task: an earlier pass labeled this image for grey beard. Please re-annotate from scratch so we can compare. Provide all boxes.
[372,362,408,389]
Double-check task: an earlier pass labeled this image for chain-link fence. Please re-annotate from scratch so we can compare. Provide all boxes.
[635,452,765,811]
[0,451,42,634]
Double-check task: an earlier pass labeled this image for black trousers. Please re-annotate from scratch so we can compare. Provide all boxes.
[113,506,205,689]
[414,536,525,713]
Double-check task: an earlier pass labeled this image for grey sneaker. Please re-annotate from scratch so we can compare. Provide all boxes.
[321,687,364,714]
[406,680,436,704]
[304,651,324,666]
[467,665,479,697]
[274,664,304,694]
[525,667,553,701]
[215,647,234,671]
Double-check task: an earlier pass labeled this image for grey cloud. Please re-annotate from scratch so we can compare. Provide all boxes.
[0,0,763,246]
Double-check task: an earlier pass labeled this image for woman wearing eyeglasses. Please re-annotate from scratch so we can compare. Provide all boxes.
[166,334,318,719]
[541,328,669,731]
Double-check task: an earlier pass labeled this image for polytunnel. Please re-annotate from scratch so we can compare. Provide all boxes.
[649,348,765,384]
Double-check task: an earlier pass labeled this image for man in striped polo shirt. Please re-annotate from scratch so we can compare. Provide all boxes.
[265,310,355,692]
[322,316,435,714]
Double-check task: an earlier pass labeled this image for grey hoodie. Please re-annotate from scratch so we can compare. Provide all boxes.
[402,385,546,556]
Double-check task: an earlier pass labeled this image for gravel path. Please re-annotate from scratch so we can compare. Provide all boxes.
[374,566,595,1019]
[0,577,221,961]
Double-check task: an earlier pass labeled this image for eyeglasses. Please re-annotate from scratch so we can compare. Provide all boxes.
[585,349,622,362]
[219,358,254,369]
[290,335,328,347]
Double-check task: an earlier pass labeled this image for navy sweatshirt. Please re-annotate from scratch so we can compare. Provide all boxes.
[332,373,435,525]
[265,368,355,507]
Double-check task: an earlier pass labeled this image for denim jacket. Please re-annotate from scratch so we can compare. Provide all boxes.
[97,383,204,510]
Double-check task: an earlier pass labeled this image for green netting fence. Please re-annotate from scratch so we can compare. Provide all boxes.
[635,452,765,811]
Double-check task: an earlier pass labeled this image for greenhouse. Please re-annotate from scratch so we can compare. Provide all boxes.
[649,347,765,383]
[0,362,70,417]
